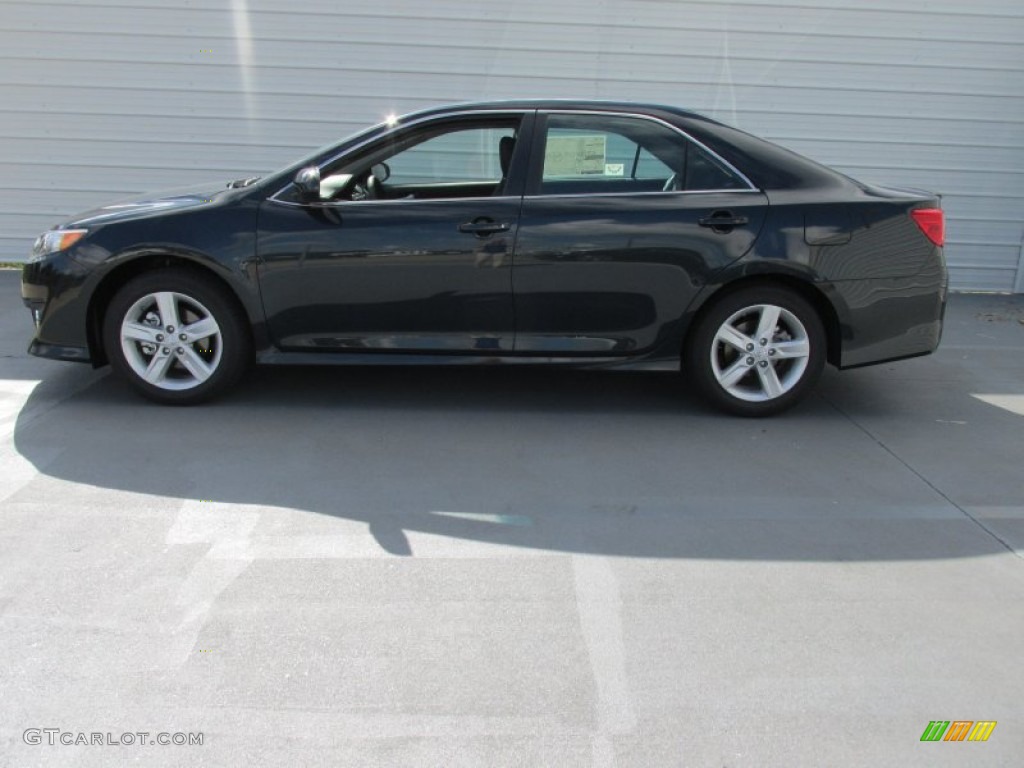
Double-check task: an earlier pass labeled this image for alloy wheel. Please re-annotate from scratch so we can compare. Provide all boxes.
[709,303,811,402]
[119,291,223,390]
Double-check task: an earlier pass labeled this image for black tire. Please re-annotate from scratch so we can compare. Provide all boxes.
[102,268,251,404]
[684,285,826,416]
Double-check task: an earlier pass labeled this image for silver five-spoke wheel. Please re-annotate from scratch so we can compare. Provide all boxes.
[686,286,825,416]
[710,303,810,402]
[105,269,250,404]
[120,291,223,390]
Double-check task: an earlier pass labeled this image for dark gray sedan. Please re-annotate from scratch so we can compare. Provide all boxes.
[22,100,946,415]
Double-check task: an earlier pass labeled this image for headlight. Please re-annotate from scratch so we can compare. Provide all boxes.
[29,229,88,262]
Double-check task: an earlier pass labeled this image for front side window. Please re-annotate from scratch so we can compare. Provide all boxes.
[536,113,749,195]
[320,118,520,202]
[384,126,514,185]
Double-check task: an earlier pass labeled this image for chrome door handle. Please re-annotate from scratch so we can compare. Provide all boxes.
[458,219,511,236]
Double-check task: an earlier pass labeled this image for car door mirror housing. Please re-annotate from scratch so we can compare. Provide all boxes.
[294,166,321,201]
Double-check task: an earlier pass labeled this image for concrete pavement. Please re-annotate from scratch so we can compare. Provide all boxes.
[1,268,1022,767]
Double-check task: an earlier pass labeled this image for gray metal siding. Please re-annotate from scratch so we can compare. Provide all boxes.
[1,0,1022,291]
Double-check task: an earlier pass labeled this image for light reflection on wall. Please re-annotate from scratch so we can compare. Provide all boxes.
[231,0,256,132]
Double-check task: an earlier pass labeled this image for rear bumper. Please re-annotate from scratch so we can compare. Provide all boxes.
[833,259,947,368]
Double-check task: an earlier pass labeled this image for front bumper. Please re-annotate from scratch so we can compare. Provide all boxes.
[27,340,92,362]
[21,279,46,327]
[21,253,96,363]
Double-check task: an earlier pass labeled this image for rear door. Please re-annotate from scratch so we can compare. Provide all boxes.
[513,111,769,355]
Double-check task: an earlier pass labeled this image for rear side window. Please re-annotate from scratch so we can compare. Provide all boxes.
[536,113,749,194]
[542,129,674,181]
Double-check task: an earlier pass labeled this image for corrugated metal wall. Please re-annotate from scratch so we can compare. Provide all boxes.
[2,0,1022,291]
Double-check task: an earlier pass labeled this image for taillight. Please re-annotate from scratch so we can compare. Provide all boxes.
[911,208,945,247]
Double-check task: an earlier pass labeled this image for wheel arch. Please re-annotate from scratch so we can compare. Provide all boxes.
[86,252,259,367]
[683,272,843,368]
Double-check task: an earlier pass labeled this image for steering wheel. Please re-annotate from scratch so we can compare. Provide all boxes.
[663,172,681,192]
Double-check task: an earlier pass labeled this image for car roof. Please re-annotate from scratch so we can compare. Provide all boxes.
[401,99,709,123]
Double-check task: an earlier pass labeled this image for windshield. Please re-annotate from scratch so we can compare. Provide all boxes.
[260,119,393,190]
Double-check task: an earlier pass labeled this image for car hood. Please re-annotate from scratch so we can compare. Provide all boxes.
[59,182,239,228]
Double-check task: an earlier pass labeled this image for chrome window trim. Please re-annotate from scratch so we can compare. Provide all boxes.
[267,195,516,209]
[268,109,531,204]
[266,186,763,211]
[537,109,758,193]
[523,188,764,201]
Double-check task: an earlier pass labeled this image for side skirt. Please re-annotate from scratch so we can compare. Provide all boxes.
[255,349,680,371]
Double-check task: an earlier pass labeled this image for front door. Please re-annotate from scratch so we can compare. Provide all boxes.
[257,115,530,353]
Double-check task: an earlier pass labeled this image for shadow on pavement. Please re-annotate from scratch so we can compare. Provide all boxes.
[11,353,1022,562]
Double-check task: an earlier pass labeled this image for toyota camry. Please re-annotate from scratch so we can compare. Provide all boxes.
[21,100,947,415]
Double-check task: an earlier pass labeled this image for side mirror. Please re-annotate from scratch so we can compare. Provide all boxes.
[294,166,321,201]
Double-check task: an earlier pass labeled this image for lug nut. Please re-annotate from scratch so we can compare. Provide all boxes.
[179,334,187,341]
[156,334,164,342]
[162,347,170,355]
[768,349,776,356]
[746,357,755,365]
[745,343,754,352]
[759,360,769,368]
[176,347,185,355]
[760,338,768,346]
[167,326,175,333]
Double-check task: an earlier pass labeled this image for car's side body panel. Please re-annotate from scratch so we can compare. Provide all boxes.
[681,184,947,369]
[513,190,769,355]
[22,198,264,364]
[19,99,948,390]
[255,195,522,352]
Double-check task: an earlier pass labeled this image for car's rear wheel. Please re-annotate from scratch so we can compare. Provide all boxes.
[102,269,250,404]
[685,285,825,416]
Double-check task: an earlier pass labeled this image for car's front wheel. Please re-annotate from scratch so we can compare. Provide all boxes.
[685,285,825,416]
[102,269,251,404]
